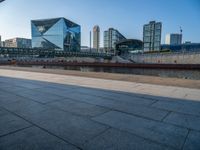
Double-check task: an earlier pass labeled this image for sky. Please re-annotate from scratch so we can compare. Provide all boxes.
[0,0,200,47]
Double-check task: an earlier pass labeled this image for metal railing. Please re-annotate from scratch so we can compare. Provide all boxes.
[0,47,113,59]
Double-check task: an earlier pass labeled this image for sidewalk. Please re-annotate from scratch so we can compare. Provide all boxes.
[0,69,200,150]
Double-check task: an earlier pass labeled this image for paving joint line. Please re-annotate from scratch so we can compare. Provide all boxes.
[181,129,190,150]
[45,102,112,119]
[83,126,111,146]
[161,111,172,122]
[0,125,33,138]
[1,107,82,150]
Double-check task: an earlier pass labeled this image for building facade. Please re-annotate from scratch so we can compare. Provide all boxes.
[31,17,81,51]
[0,35,1,47]
[104,28,126,53]
[143,21,162,52]
[165,33,182,45]
[161,43,200,52]
[93,25,100,51]
[115,39,143,55]
[4,38,31,48]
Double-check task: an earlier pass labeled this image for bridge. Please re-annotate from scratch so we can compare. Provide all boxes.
[0,47,113,59]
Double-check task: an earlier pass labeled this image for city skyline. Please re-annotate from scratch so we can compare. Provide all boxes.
[0,0,200,47]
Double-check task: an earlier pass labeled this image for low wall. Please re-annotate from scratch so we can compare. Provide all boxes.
[130,52,200,64]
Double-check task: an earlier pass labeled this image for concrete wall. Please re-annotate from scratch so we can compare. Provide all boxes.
[130,52,200,64]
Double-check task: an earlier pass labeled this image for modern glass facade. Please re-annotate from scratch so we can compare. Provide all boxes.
[143,21,162,52]
[104,28,126,53]
[31,17,81,51]
[4,38,31,48]
[165,34,182,45]
[116,39,143,55]
[161,43,200,52]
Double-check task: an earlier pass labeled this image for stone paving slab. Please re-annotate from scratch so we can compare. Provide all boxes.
[34,86,78,98]
[16,89,65,104]
[0,108,32,137]
[84,128,175,150]
[76,87,156,106]
[183,130,200,150]
[1,99,49,119]
[25,108,109,147]
[152,100,200,116]
[0,85,29,94]
[0,69,200,150]
[61,91,169,121]
[63,91,155,107]
[164,112,200,131]
[76,87,182,104]
[0,108,8,116]
[0,69,200,101]
[47,98,109,117]
[14,82,44,89]
[0,126,78,150]
[0,91,27,107]
[93,111,188,149]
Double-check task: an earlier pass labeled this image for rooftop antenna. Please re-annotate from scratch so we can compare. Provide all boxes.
[89,31,91,53]
[180,26,183,46]
[180,26,183,34]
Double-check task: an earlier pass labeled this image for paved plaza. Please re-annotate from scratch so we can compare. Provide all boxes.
[0,69,200,150]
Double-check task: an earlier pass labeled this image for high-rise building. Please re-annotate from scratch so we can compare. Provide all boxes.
[104,28,126,53]
[143,21,162,52]
[93,25,100,51]
[31,17,81,51]
[1,41,5,47]
[0,35,1,47]
[165,34,182,45]
[4,38,31,48]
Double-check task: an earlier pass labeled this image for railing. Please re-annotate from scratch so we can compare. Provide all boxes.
[130,50,200,57]
[0,47,113,59]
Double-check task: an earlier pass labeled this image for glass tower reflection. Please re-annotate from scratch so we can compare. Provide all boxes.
[31,17,81,52]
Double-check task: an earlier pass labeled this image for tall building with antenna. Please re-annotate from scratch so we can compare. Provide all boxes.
[165,28,182,45]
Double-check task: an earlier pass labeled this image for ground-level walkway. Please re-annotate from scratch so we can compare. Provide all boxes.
[0,69,200,150]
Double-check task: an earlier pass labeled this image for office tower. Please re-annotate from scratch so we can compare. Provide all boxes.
[4,38,31,48]
[93,25,100,51]
[31,17,81,51]
[143,21,162,52]
[104,28,126,52]
[165,34,182,45]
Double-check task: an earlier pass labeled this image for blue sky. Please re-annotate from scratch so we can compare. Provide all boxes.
[0,0,199,46]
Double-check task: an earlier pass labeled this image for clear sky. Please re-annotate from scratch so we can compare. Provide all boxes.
[0,0,199,46]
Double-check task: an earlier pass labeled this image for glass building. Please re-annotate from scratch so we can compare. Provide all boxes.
[143,21,162,52]
[104,28,126,53]
[4,38,31,48]
[165,33,182,45]
[116,39,143,55]
[31,17,81,51]
[161,43,200,52]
